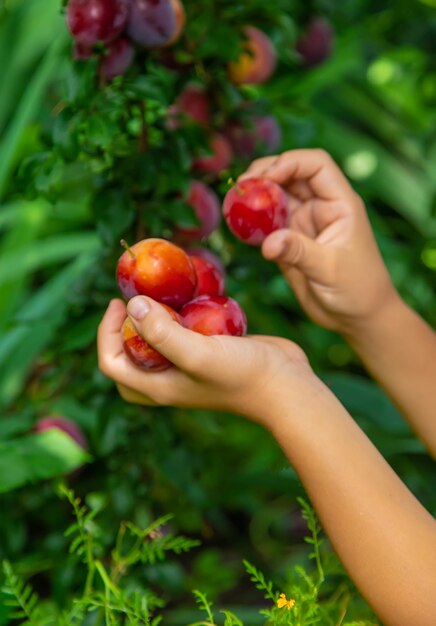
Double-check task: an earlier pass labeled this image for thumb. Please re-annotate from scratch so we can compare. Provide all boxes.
[262,229,331,284]
[127,296,208,372]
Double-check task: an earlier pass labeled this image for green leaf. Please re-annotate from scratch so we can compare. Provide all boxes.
[0,33,66,199]
[0,232,100,284]
[0,251,100,407]
[0,429,90,493]
[0,0,64,131]
[0,313,64,408]
[0,411,34,441]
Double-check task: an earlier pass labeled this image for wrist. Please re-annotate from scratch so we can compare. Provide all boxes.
[340,287,404,347]
[254,367,332,433]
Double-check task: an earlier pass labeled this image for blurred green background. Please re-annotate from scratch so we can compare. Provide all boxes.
[0,0,436,623]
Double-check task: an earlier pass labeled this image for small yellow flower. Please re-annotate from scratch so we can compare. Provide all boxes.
[277,593,296,610]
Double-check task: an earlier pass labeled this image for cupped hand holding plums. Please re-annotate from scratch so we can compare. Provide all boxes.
[97,168,316,420]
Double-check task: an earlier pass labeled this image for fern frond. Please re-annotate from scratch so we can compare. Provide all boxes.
[125,514,174,540]
[243,560,276,601]
[2,561,40,625]
[221,609,244,626]
[73,586,165,625]
[140,533,200,564]
[193,589,214,622]
[58,484,97,568]
[297,497,325,585]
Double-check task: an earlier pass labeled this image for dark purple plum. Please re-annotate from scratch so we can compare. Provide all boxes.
[127,0,176,48]
[296,18,334,67]
[100,37,134,81]
[66,0,130,47]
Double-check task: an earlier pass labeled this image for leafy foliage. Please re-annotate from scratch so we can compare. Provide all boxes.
[0,0,435,623]
[2,561,41,626]
[0,430,89,493]
[1,494,378,625]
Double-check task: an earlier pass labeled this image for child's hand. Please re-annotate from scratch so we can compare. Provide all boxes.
[240,149,398,335]
[97,297,320,428]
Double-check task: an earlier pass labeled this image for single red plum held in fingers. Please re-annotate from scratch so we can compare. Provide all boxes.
[223,177,290,246]
[193,133,233,175]
[100,37,134,81]
[35,416,88,450]
[122,307,180,370]
[180,295,247,337]
[127,0,177,48]
[190,254,225,297]
[229,26,277,85]
[116,238,197,309]
[67,0,130,47]
[176,181,220,242]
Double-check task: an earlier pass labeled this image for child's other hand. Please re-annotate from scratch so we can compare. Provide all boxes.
[240,149,398,335]
[97,298,320,428]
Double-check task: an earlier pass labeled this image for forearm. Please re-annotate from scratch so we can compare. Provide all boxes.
[265,382,436,626]
[342,292,436,457]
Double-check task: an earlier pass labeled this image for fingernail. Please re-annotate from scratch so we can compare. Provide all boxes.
[127,297,150,320]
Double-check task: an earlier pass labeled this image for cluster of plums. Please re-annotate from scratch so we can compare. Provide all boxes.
[117,238,246,371]
[169,84,282,177]
[66,0,333,83]
[65,0,282,84]
[118,175,290,370]
[66,0,186,80]
[65,1,333,176]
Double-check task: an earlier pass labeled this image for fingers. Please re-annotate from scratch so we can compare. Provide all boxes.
[240,149,356,202]
[290,205,318,238]
[127,296,210,373]
[116,383,159,406]
[262,229,334,284]
[238,155,277,180]
[98,298,192,405]
[97,299,127,361]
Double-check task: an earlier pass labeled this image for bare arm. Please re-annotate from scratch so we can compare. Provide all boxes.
[98,297,436,626]
[267,384,436,626]
[344,293,436,456]
[241,149,436,455]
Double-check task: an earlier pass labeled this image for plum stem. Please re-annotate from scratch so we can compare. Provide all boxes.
[120,239,135,259]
